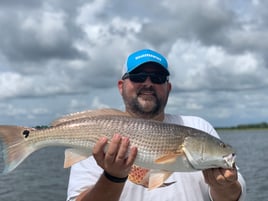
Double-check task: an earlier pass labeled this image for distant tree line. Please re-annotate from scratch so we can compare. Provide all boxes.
[216,122,268,130]
[35,122,268,130]
[35,125,50,129]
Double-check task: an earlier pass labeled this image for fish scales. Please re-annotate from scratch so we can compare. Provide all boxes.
[61,115,182,154]
[20,115,186,168]
[0,109,235,176]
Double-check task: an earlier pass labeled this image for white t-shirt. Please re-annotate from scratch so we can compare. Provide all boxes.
[66,114,246,201]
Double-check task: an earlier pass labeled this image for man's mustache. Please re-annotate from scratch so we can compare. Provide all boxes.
[137,87,156,96]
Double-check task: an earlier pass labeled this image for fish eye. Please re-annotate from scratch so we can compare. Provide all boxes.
[219,142,226,148]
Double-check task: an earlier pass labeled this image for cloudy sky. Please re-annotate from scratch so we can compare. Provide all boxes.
[0,0,267,127]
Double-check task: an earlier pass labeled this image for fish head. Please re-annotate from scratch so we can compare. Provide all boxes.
[182,135,236,170]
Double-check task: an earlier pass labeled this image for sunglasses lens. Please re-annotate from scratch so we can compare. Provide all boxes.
[124,73,167,84]
[150,75,166,84]
[129,74,146,83]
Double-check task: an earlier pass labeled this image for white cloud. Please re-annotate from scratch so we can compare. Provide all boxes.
[0,0,268,127]
[91,96,110,109]
[21,10,67,47]
[0,72,32,99]
[168,39,267,92]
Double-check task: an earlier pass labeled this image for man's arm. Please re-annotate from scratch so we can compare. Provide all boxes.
[203,168,242,201]
[76,134,137,201]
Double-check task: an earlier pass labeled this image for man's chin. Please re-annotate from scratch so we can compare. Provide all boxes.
[137,99,157,112]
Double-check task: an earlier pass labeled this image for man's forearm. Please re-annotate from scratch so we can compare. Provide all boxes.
[76,173,126,201]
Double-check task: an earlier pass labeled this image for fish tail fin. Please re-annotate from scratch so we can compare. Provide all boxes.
[0,126,35,174]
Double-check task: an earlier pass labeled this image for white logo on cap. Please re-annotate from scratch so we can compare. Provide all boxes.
[135,54,162,61]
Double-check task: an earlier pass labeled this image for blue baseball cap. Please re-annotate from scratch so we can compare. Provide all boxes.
[122,49,169,76]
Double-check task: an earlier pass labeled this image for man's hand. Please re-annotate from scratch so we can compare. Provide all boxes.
[93,134,138,179]
[203,168,242,201]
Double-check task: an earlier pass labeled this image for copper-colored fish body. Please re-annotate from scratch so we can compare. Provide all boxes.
[0,109,236,188]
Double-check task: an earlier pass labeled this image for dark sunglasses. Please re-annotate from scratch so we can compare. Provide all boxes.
[122,72,169,84]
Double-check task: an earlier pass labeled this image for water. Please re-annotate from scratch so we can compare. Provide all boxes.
[0,129,267,201]
[0,147,70,201]
[219,129,268,201]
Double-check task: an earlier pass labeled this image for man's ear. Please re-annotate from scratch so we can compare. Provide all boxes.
[118,80,124,95]
[168,82,172,93]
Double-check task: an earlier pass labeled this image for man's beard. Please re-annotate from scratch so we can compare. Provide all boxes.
[123,87,162,118]
[131,96,161,118]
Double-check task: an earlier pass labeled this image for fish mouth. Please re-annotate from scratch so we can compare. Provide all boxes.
[223,153,236,168]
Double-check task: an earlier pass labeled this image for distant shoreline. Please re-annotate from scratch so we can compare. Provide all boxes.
[216,127,268,131]
[34,122,268,131]
[215,122,268,130]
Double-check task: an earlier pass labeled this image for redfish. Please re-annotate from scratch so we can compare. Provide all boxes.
[0,109,235,189]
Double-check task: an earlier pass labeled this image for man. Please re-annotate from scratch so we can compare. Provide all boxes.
[67,49,246,201]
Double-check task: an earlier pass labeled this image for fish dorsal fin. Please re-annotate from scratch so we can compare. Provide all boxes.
[51,110,93,126]
[51,108,129,126]
[64,148,91,168]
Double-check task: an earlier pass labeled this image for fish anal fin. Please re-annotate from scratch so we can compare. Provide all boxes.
[148,170,173,190]
[155,149,184,164]
[64,148,91,168]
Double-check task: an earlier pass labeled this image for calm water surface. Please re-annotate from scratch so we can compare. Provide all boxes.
[0,129,267,201]
[219,129,268,201]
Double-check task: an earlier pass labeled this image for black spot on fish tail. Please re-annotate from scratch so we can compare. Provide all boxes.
[22,130,30,138]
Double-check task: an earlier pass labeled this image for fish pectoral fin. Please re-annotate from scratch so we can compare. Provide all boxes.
[148,170,173,190]
[64,148,91,168]
[155,150,184,164]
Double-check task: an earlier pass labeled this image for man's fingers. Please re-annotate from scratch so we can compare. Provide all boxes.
[115,137,130,163]
[93,137,108,166]
[213,168,226,185]
[93,134,138,178]
[220,168,238,182]
[203,168,238,186]
[105,134,122,163]
[126,146,138,166]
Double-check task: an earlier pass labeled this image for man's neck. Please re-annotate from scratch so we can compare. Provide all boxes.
[125,110,165,122]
